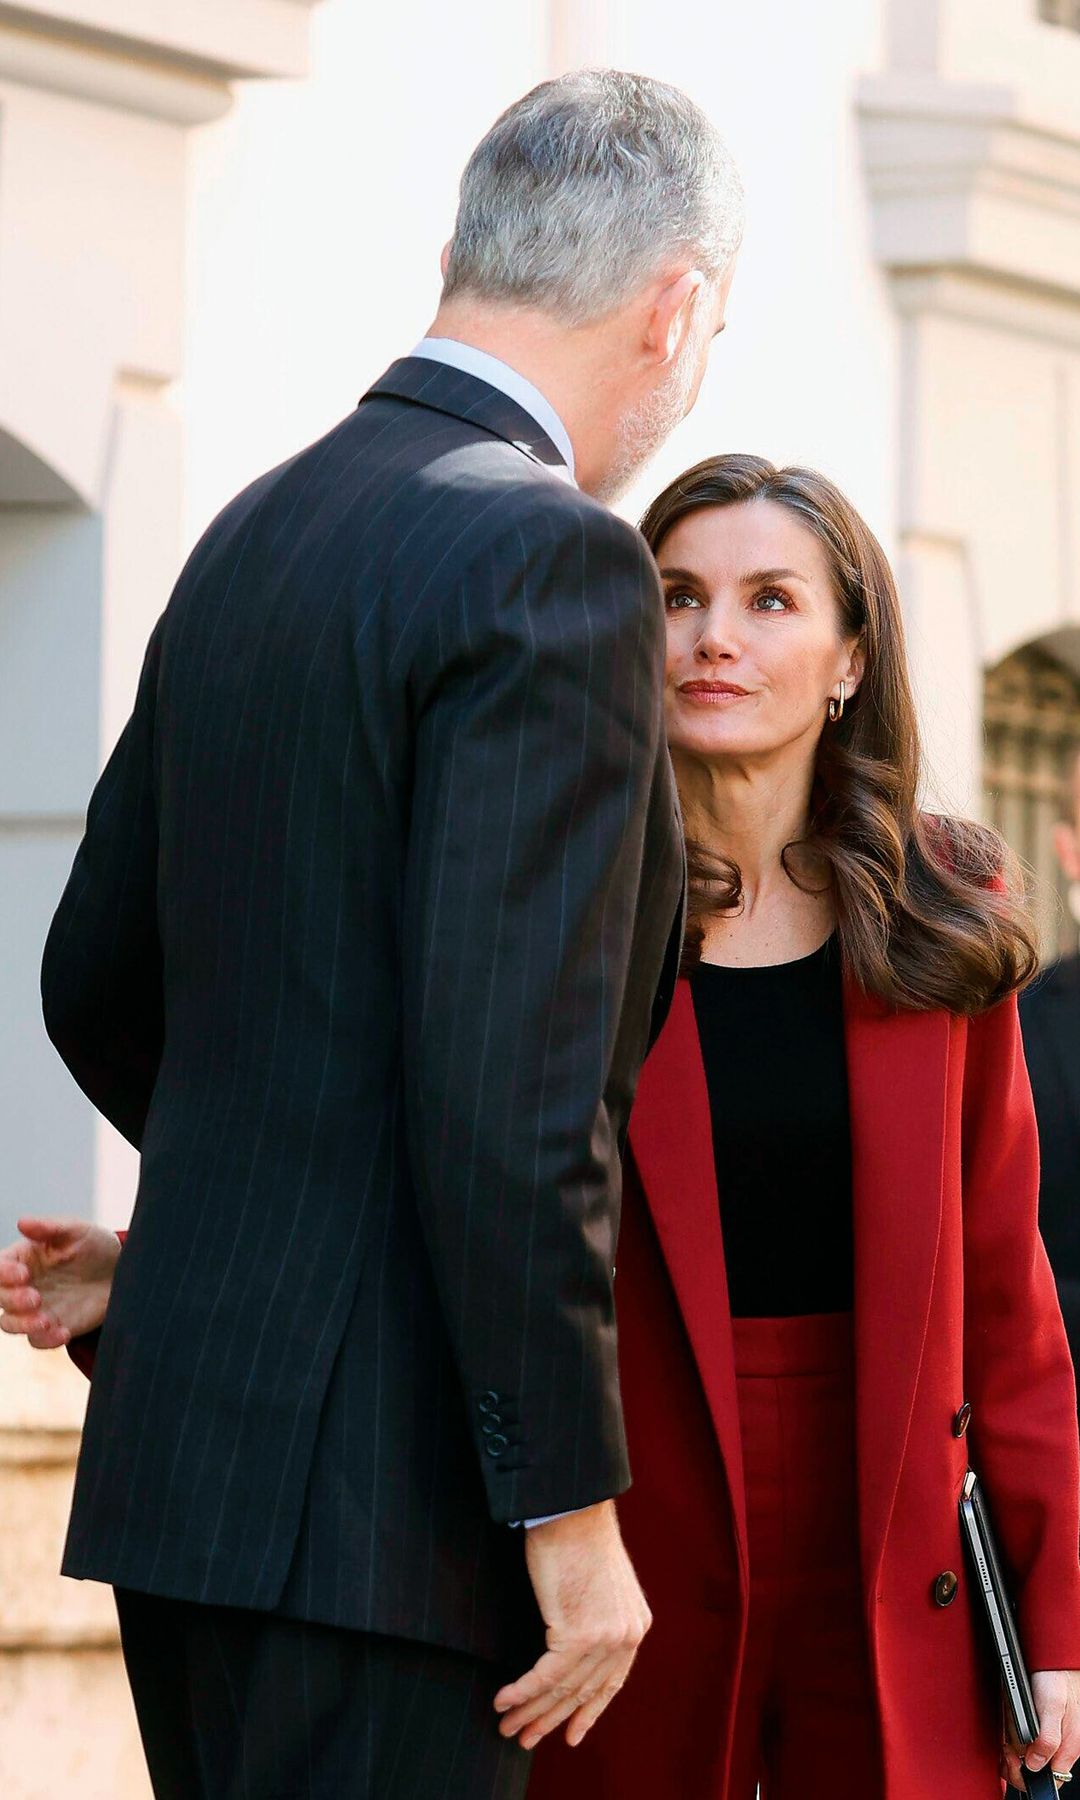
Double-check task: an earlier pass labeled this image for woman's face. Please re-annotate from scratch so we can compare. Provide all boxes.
[658,498,864,767]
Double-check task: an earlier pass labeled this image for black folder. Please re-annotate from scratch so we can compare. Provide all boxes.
[959,1470,1060,1800]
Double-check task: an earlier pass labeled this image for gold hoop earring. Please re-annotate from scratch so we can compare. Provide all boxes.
[828,681,845,724]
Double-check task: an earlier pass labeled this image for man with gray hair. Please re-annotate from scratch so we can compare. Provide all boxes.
[34,69,742,1798]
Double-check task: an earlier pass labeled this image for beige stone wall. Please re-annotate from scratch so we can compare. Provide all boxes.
[0,1335,148,1798]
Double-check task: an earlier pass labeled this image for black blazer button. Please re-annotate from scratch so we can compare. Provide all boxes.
[478,1392,500,1414]
[952,1402,972,1438]
[485,1434,509,1456]
[934,1571,959,1607]
[481,1417,502,1435]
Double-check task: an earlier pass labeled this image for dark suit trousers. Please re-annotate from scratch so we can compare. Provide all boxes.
[114,1589,532,1800]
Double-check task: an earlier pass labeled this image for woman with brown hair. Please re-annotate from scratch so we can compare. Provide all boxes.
[516,454,1080,1796]
[5,455,1080,1797]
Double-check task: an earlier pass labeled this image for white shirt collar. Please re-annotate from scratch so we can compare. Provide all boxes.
[410,337,576,484]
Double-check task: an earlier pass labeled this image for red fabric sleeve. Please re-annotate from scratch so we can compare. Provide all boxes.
[67,1330,100,1381]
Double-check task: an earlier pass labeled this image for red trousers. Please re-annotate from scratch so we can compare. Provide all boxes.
[529,1312,881,1799]
[727,1312,880,1798]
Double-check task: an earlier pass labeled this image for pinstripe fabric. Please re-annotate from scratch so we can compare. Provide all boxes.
[42,358,686,1661]
[114,1588,532,1799]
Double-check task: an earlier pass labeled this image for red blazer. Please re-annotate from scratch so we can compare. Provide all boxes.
[529,978,1080,1800]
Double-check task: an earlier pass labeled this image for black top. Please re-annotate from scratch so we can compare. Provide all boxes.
[690,935,854,1317]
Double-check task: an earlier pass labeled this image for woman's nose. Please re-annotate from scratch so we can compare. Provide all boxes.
[694,621,740,661]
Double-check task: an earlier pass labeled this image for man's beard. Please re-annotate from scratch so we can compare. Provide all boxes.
[595,315,711,505]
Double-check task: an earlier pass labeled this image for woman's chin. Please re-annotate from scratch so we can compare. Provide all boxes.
[669,725,773,764]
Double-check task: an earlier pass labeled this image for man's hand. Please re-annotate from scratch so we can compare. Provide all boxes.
[494,1500,651,1752]
[1002,1670,1080,1791]
[0,1217,121,1348]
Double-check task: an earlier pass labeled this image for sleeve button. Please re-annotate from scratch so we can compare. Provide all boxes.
[478,1392,500,1414]
[485,1434,509,1456]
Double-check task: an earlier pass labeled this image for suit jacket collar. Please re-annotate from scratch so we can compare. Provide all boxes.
[627,971,951,1598]
[360,357,571,476]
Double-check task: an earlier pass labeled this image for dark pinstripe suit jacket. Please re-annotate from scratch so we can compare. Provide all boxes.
[1020,956,1080,1373]
[42,356,686,1661]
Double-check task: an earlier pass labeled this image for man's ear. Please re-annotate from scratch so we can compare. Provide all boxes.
[646,269,705,365]
[1053,821,1080,883]
[440,241,452,279]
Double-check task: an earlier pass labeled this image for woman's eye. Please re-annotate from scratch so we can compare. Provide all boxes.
[665,589,703,611]
[753,589,793,613]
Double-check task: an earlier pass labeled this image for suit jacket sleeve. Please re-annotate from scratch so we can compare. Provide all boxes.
[961,993,1080,1669]
[401,504,667,1524]
[40,623,165,1150]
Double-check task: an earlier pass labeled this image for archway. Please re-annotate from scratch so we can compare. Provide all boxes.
[983,630,1080,963]
[0,427,102,1243]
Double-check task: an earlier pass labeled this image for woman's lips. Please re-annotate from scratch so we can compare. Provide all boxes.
[677,682,751,703]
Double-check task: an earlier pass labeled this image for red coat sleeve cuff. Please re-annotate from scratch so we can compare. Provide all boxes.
[66,1329,101,1381]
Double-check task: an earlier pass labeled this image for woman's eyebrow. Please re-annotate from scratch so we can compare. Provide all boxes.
[741,567,810,586]
[658,564,813,586]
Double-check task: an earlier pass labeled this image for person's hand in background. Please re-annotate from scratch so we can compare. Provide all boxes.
[0,1216,120,1348]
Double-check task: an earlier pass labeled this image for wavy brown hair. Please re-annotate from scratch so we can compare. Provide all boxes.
[639,454,1038,1013]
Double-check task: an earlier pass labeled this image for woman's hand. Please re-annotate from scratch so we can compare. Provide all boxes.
[1002,1670,1080,1791]
[0,1216,121,1348]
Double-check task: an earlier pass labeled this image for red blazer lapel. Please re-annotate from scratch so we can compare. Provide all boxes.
[627,973,950,1608]
[844,979,950,1597]
[627,980,749,1585]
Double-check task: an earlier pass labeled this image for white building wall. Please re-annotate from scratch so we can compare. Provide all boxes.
[0,0,320,1236]
[83,0,896,1231]
[183,1,551,547]
[47,0,1080,1222]
[183,0,898,566]
[0,65,190,1238]
[587,0,899,551]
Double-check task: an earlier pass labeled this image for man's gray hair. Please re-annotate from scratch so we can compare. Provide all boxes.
[443,70,744,325]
